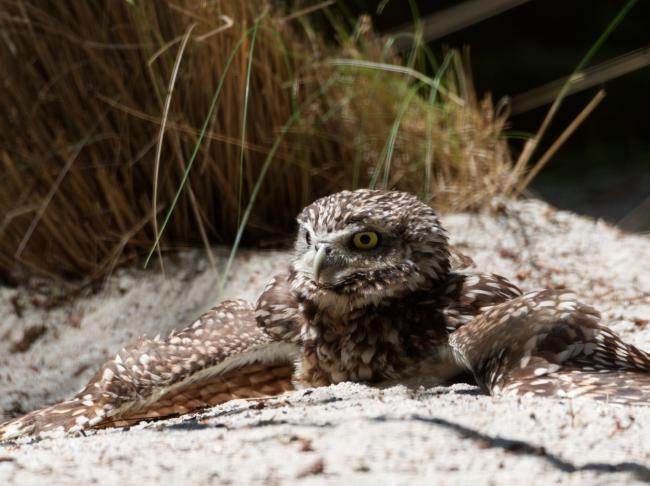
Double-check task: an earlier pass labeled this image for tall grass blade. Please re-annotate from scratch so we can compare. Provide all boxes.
[151,23,196,272]
[237,14,263,226]
[423,51,454,200]
[219,75,340,291]
[144,26,256,268]
[511,0,638,196]
[370,84,420,189]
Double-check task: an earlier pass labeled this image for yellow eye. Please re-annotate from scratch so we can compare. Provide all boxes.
[352,231,380,250]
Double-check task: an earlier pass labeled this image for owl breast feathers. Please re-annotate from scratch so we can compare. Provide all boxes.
[2,189,650,440]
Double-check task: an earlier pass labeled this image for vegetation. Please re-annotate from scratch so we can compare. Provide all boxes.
[0,1,551,283]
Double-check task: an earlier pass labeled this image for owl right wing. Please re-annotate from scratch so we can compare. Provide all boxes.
[449,289,650,405]
[0,300,298,441]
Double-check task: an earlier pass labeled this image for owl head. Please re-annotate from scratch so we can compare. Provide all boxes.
[290,189,450,308]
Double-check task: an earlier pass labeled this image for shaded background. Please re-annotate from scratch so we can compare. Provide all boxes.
[348,0,650,231]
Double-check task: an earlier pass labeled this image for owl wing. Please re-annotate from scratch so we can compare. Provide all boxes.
[440,272,523,332]
[255,271,304,342]
[449,289,650,405]
[0,300,298,440]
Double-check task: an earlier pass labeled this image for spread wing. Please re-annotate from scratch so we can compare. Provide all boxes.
[449,289,650,405]
[0,300,298,440]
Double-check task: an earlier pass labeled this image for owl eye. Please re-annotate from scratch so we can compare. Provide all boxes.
[352,231,380,250]
[305,231,311,246]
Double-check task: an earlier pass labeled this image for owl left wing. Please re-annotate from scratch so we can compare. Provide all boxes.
[449,289,650,405]
[0,300,298,440]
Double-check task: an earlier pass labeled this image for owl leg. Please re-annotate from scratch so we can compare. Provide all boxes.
[449,289,650,405]
[0,300,298,441]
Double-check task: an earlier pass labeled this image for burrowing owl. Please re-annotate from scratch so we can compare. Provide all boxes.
[2,189,649,440]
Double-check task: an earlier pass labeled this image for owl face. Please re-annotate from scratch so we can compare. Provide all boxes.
[290,189,450,306]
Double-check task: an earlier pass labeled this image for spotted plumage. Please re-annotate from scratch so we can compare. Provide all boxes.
[2,189,649,440]
[450,289,650,404]
[0,301,296,438]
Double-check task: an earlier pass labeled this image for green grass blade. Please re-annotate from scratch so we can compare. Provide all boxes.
[558,0,638,106]
[512,0,638,195]
[423,50,454,200]
[219,75,340,291]
[237,14,263,226]
[328,59,457,102]
[501,131,534,141]
[371,84,420,189]
[367,80,419,189]
[404,0,422,69]
[144,26,256,268]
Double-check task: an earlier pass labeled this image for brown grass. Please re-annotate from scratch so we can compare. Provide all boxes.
[0,0,521,282]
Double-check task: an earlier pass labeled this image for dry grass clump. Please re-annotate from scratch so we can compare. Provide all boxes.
[0,0,519,282]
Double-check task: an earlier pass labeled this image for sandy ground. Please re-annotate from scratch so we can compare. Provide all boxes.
[1,198,650,485]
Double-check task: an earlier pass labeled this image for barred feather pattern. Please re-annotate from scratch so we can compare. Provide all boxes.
[0,300,297,440]
[449,289,650,404]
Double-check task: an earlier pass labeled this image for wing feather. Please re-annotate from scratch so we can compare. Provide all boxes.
[0,300,298,440]
[450,289,650,405]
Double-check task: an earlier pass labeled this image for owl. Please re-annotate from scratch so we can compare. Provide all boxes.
[1,189,649,440]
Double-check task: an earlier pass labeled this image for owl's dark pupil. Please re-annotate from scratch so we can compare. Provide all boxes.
[360,234,371,244]
[305,232,311,245]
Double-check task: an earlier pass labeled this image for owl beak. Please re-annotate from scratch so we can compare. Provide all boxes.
[312,245,328,284]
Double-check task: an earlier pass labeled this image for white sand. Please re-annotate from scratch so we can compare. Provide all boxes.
[1,198,649,485]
